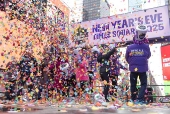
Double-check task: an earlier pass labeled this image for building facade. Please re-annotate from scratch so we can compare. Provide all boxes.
[128,0,167,12]
[82,0,110,21]
[128,0,143,12]
[0,0,70,67]
[47,0,70,48]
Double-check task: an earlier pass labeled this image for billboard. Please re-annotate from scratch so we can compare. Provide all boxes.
[161,44,170,80]
[69,6,170,47]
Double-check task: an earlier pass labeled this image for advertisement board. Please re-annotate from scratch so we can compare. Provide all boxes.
[69,6,170,47]
[161,44,170,80]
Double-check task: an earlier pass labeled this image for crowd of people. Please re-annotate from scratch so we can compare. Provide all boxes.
[0,24,151,106]
[0,41,128,105]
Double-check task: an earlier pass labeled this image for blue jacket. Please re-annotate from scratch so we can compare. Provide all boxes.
[125,44,151,72]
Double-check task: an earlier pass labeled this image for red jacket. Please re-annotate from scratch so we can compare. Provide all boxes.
[75,59,89,82]
[52,58,69,89]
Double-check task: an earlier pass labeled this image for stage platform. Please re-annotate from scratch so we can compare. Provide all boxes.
[0,103,169,114]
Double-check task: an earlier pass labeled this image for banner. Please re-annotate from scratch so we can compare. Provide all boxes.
[161,44,170,80]
[69,6,170,47]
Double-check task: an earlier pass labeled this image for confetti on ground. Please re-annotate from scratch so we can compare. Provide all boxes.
[0,1,169,113]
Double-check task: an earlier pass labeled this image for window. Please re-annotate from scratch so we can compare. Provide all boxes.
[0,0,5,11]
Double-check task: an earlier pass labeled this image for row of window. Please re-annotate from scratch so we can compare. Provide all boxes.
[0,0,5,11]
[83,0,100,4]
[83,0,100,8]
[83,9,99,14]
[83,15,100,21]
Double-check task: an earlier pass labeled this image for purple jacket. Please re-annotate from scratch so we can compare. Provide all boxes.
[125,44,151,72]
[110,55,127,76]
[88,56,98,73]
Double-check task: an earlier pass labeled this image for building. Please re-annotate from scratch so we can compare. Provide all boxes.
[0,0,70,68]
[169,0,170,17]
[128,0,167,12]
[128,0,143,12]
[82,0,110,21]
[47,0,70,47]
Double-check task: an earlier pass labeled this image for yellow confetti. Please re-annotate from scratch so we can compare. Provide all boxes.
[35,88,39,93]
[103,80,107,85]
[134,68,138,72]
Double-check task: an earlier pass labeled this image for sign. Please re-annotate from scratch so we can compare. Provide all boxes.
[69,6,170,46]
[161,44,170,80]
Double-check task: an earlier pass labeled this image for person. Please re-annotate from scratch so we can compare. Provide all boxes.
[59,52,70,98]
[74,48,89,97]
[110,53,127,97]
[18,48,38,97]
[5,57,19,101]
[40,54,51,85]
[95,44,117,102]
[6,56,19,82]
[66,48,77,98]
[52,53,63,98]
[88,51,98,82]
[125,24,151,105]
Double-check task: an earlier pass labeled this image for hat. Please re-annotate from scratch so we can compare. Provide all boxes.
[91,46,100,53]
[108,44,116,49]
[73,48,82,55]
[101,44,108,48]
[75,43,86,48]
[135,24,148,41]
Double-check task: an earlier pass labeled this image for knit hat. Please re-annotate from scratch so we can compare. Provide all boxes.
[91,46,100,53]
[133,24,149,44]
[135,24,147,41]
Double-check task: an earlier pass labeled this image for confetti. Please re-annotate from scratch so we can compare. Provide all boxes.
[0,0,168,112]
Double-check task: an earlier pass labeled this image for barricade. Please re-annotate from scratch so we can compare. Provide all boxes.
[95,85,170,103]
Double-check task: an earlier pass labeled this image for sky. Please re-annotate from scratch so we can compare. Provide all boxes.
[61,0,129,22]
[61,0,166,22]
[62,0,83,22]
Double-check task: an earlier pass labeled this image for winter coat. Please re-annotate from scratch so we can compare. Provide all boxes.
[125,44,151,72]
[75,59,89,82]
